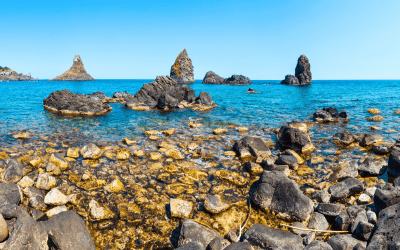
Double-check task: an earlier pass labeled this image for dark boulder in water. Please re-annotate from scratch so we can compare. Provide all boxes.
[277,126,315,154]
[202,71,224,84]
[87,91,112,102]
[313,107,348,122]
[295,54,312,85]
[43,90,112,116]
[233,136,271,162]
[177,219,223,249]
[333,131,356,146]
[222,74,252,85]
[280,74,300,85]
[126,76,214,110]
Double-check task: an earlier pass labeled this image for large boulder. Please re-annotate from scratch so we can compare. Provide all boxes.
[126,76,212,110]
[373,183,400,214]
[277,126,315,154]
[313,107,348,122]
[327,234,366,250]
[2,159,23,183]
[178,219,223,249]
[49,55,95,81]
[43,90,112,116]
[222,74,252,85]
[251,170,313,222]
[368,203,400,249]
[195,91,213,105]
[202,71,224,84]
[0,183,21,205]
[295,54,312,85]
[280,74,300,85]
[358,157,387,176]
[328,178,364,202]
[170,49,194,83]
[243,224,303,250]
[233,136,271,162]
[388,148,400,178]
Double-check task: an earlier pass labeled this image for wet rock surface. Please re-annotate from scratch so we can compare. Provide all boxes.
[277,126,315,154]
[49,55,95,81]
[313,107,348,123]
[43,89,112,116]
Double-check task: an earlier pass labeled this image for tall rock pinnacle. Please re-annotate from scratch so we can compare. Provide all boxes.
[49,55,95,81]
[170,49,194,84]
[295,55,312,85]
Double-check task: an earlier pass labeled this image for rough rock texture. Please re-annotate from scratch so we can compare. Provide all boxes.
[170,49,194,84]
[317,203,343,217]
[335,205,364,231]
[126,76,214,110]
[243,224,303,250]
[295,55,312,85]
[113,91,134,100]
[222,75,252,85]
[87,91,112,102]
[0,183,21,205]
[374,183,400,214]
[358,157,387,176]
[329,178,364,202]
[224,242,253,250]
[280,74,300,85]
[202,71,224,84]
[43,90,112,116]
[49,55,95,81]
[277,126,315,154]
[327,234,366,250]
[368,203,400,249]
[251,170,313,222]
[304,241,333,250]
[195,91,213,105]
[333,160,359,181]
[233,136,271,162]
[170,198,192,218]
[2,159,23,183]
[308,212,329,230]
[333,131,356,146]
[359,134,383,147]
[388,148,400,178]
[313,107,348,122]
[178,219,223,249]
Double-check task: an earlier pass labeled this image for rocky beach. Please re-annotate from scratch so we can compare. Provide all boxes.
[1,78,400,249]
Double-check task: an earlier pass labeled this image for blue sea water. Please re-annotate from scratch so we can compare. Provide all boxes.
[1,79,400,146]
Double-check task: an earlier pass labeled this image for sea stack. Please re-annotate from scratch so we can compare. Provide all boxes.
[170,49,194,84]
[281,55,312,85]
[202,71,224,84]
[202,72,252,85]
[49,55,95,81]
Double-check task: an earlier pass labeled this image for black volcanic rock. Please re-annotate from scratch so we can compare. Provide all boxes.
[223,74,252,85]
[87,91,112,102]
[295,55,312,85]
[170,49,195,84]
[281,54,312,85]
[202,71,224,84]
[126,76,214,110]
[43,90,112,116]
[313,107,348,122]
[49,55,95,81]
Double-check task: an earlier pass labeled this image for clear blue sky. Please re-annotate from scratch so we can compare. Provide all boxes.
[1,0,399,80]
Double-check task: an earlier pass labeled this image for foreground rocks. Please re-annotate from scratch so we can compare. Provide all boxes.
[170,49,194,84]
[49,55,95,81]
[43,89,112,116]
[125,76,216,111]
[277,126,315,154]
[281,55,312,85]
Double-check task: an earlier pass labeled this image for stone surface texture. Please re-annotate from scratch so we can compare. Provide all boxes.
[170,49,194,83]
[49,55,95,81]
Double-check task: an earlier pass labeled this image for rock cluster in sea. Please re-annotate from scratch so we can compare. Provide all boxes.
[125,75,216,111]
[202,71,252,85]
[281,55,312,85]
[0,68,37,82]
[49,55,95,81]
[170,49,195,84]
[43,89,112,115]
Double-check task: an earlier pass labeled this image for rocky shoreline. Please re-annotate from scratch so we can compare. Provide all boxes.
[0,106,399,249]
[0,69,38,82]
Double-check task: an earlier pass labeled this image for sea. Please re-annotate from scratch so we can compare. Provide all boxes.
[1,79,400,147]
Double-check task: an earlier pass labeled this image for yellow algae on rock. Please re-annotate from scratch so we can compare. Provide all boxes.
[82,159,100,168]
[170,198,192,218]
[67,147,80,158]
[311,156,324,164]
[68,174,81,184]
[133,150,145,157]
[150,152,162,161]
[123,138,136,145]
[237,127,248,132]
[161,128,176,135]
[29,157,43,168]
[49,153,69,171]
[297,165,315,176]
[89,200,115,221]
[183,168,208,182]
[188,121,202,128]
[0,152,8,160]
[105,179,125,193]
[47,142,58,147]
[81,143,102,159]
[366,115,383,121]
[394,110,400,114]
[165,149,184,160]
[212,127,229,135]
[13,131,29,139]
[192,106,215,112]
[213,206,248,235]
[223,151,236,156]
[165,183,190,195]
[103,150,116,160]
[289,122,308,133]
[144,130,158,136]
[284,149,305,164]
[118,203,141,222]
[46,148,60,153]
[77,179,106,191]
[149,136,159,140]
[132,105,151,111]
[164,164,178,174]
[368,108,380,114]
[214,170,248,186]
[18,155,30,164]
[116,148,130,160]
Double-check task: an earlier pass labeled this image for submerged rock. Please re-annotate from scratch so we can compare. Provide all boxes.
[251,170,313,222]
[43,90,112,116]
[333,131,356,146]
[202,71,224,84]
[313,107,348,122]
[170,49,194,84]
[49,55,95,81]
[243,224,303,250]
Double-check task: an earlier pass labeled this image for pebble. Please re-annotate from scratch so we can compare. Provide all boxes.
[44,188,68,206]
[170,198,192,218]
[17,176,34,189]
[358,194,372,204]
[46,205,67,218]
[36,173,57,190]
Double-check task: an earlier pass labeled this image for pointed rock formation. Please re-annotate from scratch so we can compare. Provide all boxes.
[202,71,224,84]
[281,55,312,85]
[170,49,194,84]
[49,55,95,81]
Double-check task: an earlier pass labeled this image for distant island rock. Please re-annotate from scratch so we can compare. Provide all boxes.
[125,75,216,111]
[170,49,194,84]
[281,55,312,85]
[43,90,112,116]
[202,72,252,85]
[0,67,37,82]
[202,71,224,84]
[49,55,95,81]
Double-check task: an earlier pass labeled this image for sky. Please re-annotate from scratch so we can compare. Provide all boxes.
[1,0,400,80]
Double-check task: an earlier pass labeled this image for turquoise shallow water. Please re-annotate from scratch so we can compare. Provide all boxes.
[1,79,400,146]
